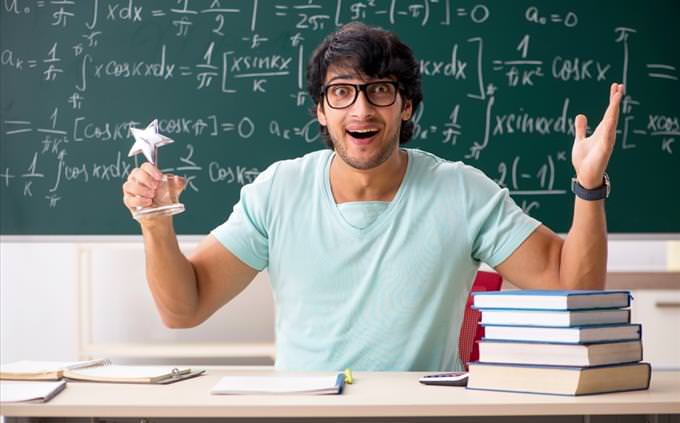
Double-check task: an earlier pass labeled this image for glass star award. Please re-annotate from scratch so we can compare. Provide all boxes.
[127,119,185,220]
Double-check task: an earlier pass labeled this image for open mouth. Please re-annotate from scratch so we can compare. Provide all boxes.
[346,129,380,144]
[347,129,379,139]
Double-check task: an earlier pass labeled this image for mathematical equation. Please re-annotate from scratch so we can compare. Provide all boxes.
[1,0,678,234]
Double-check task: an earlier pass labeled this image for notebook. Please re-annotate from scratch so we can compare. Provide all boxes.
[1,359,203,384]
[211,374,345,395]
[0,380,66,403]
[0,358,110,380]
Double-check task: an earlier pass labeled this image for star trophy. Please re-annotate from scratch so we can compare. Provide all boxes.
[127,119,185,220]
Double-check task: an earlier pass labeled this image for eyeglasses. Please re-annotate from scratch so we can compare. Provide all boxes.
[322,81,400,109]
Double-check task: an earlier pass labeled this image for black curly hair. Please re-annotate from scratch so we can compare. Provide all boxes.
[307,23,423,149]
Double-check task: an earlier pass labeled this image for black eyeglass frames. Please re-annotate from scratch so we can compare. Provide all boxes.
[322,81,400,109]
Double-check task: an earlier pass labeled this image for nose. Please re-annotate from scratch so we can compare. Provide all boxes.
[348,89,376,119]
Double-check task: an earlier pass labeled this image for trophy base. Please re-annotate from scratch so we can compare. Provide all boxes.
[133,203,185,220]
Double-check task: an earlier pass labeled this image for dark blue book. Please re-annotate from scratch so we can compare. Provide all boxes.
[472,290,631,310]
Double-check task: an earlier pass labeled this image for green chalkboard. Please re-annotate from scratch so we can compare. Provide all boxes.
[1,0,678,236]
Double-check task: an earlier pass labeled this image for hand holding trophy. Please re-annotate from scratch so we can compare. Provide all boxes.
[125,119,185,220]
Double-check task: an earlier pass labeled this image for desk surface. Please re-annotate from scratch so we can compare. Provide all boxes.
[2,368,680,418]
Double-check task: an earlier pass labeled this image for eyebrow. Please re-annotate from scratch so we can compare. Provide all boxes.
[325,75,395,85]
[326,74,359,84]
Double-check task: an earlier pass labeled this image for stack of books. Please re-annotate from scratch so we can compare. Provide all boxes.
[467,290,651,396]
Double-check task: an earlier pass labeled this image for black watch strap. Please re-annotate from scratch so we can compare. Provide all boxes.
[571,173,610,201]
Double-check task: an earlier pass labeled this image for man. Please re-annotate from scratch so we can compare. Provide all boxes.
[122,23,623,371]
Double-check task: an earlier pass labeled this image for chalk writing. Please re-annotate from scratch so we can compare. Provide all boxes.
[1,0,677,235]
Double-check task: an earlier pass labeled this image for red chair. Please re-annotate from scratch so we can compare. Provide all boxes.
[458,271,503,370]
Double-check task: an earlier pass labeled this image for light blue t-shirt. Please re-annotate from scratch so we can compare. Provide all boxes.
[212,148,541,371]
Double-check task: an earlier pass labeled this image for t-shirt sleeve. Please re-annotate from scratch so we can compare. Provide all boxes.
[210,162,280,271]
[461,165,542,268]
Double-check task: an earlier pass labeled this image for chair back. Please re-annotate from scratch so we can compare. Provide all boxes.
[458,271,503,370]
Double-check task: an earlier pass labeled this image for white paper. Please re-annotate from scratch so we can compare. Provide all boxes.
[67,365,183,379]
[0,380,65,403]
[0,358,107,374]
[1,361,73,374]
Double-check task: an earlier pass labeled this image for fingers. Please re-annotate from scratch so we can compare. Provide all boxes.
[600,82,624,133]
[122,164,163,211]
[574,114,588,141]
[123,187,152,209]
[586,83,623,148]
[140,162,163,182]
[608,82,624,115]
[574,83,623,142]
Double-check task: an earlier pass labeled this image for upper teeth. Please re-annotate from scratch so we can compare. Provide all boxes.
[351,129,376,133]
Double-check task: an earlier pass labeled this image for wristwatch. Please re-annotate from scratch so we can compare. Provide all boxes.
[571,173,610,201]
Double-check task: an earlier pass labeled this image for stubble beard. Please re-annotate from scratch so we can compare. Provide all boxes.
[330,130,400,170]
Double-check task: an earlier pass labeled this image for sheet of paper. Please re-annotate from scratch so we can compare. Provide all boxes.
[68,365,184,379]
[1,361,74,374]
[0,358,108,374]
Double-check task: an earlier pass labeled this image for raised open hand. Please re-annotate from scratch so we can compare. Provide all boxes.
[572,83,624,189]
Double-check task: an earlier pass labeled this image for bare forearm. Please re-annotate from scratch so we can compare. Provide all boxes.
[560,198,607,289]
[141,217,199,326]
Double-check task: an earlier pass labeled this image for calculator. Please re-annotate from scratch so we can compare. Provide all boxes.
[418,371,469,386]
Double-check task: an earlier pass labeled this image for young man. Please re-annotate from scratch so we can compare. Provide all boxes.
[122,23,623,371]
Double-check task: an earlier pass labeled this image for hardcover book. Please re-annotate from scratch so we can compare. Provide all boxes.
[481,323,641,344]
[480,308,630,327]
[478,340,643,367]
[467,362,651,396]
[472,290,631,310]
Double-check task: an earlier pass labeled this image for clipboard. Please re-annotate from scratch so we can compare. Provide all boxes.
[156,369,206,384]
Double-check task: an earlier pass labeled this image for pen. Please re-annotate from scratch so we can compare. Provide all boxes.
[344,368,353,384]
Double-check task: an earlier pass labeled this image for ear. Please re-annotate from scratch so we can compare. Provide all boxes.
[401,99,413,121]
[316,102,327,126]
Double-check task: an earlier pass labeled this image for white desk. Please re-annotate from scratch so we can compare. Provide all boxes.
[2,368,679,421]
